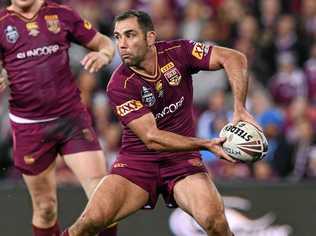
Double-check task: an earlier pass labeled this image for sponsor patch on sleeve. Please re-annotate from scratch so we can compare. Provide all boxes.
[116,100,143,116]
[191,42,208,60]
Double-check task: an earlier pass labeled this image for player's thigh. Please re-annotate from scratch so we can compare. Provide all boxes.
[173,172,224,217]
[63,150,107,196]
[80,174,149,225]
[23,161,57,208]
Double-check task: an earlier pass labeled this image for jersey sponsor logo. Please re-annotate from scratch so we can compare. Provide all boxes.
[160,62,175,73]
[191,41,209,60]
[141,86,156,107]
[16,44,60,59]
[45,15,61,34]
[26,22,40,37]
[5,25,19,43]
[116,100,143,117]
[155,96,184,119]
[84,19,92,30]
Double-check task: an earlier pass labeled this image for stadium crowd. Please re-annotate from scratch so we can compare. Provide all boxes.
[1,0,316,182]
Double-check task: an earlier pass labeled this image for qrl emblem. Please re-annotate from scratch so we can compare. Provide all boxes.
[45,15,61,34]
[164,67,182,86]
[5,25,19,43]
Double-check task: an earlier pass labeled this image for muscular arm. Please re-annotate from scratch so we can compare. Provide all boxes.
[81,32,115,73]
[209,46,248,111]
[85,32,115,61]
[127,113,234,162]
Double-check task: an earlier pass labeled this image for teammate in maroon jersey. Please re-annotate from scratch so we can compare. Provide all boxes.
[0,0,117,235]
[62,10,260,236]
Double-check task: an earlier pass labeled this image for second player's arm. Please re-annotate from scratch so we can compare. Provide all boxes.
[81,32,115,72]
[0,61,8,92]
[128,113,235,162]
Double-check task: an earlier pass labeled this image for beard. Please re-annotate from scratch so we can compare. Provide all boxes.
[122,55,143,66]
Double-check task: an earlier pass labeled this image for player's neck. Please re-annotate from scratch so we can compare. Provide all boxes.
[131,46,157,77]
[8,0,44,18]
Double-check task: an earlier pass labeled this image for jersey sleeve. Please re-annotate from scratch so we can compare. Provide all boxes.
[107,84,151,126]
[64,7,97,45]
[179,40,213,74]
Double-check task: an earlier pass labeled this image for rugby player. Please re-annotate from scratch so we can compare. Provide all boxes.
[62,10,260,236]
[0,0,116,235]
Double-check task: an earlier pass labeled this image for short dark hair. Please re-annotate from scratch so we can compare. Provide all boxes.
[114,10,154,34]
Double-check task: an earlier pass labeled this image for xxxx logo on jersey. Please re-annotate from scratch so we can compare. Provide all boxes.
[116,100,143,116]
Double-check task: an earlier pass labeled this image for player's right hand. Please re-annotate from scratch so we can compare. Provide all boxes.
[205,137,236,163]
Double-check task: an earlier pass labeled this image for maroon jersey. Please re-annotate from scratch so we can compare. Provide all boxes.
[107,40,213,161]
[0,1,97,119]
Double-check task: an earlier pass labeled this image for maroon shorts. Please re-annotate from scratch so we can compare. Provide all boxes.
[11,109,101,175]
[110,155,207,209]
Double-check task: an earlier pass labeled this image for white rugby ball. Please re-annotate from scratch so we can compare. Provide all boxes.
[219,121,268,162]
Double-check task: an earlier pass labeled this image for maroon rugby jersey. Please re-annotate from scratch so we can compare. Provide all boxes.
[107,40,213,160]
[0,1,97,119]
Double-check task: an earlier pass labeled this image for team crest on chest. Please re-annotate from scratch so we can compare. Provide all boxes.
[5,25,19,43]
[141,86,156,107]
[26,22,40,37]
[161,61,182,86]
[45,15,61,34]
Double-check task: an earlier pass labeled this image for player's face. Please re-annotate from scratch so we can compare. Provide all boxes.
[11,0,37,10]
[114,17,150,66]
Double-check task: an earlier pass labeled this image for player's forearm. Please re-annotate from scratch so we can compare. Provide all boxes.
[98,35,115,61]
[87,33,115,62]
[222,51,248,110]
[145,129,208,152]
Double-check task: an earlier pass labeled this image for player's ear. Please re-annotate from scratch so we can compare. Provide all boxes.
[146,31,156,47]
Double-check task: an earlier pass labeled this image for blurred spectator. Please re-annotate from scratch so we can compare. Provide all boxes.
[197,89,232,161]
[304,42,316,103]
[255,109,294,180]
[0,90,12,179]
[290,118,316,181]
[180,0,211,40]
[275,14,308,68]
[284,97,316,144]
[300,0,316,41]
[217,0,248,46]
[270,52,307,108]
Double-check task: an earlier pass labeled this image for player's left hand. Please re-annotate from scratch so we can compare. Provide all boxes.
[232,107,262,131]
[81,51,112,73]
[0,68,9,92]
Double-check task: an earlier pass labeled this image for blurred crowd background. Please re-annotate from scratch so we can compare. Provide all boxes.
[1,0,316,184]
